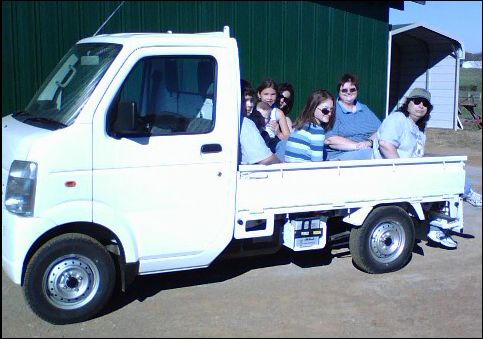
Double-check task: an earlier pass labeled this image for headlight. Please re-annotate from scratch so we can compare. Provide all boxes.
[5,161,38,216]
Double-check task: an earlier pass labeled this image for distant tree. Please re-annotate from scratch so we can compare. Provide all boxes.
[465,52,482,61]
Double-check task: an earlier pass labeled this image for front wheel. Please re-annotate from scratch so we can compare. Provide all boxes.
[349,206,415,274]
[23,233,116,324]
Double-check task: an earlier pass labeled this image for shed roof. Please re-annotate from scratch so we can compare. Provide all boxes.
[390,23,465,55]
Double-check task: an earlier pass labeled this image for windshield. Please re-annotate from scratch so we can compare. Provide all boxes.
[17,43,122,129]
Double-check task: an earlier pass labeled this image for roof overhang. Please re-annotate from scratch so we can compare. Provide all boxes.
[390,23,465,56]
[388,1,405,10]
[389,1,426,11]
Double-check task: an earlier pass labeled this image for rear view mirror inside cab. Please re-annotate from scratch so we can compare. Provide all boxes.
[81,55,99,66]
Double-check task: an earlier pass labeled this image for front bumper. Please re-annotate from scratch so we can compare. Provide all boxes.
[2,208,56,285]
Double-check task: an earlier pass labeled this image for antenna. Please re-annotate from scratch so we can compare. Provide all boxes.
[223,26,230,37]
[93,1,125,36]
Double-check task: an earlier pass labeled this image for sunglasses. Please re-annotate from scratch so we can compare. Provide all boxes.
[279,95,292,104]
[340,88,357,93]
[411,98,430,108]
[316,107,333,115]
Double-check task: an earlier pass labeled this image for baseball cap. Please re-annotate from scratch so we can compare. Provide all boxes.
[407,88,431,102]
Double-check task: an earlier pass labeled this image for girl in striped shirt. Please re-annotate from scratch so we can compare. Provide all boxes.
[284,89,335,162]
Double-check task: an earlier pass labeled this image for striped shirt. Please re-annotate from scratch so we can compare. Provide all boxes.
[284,123,326,162]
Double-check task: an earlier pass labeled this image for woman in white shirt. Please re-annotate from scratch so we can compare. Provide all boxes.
[373,88,481,250]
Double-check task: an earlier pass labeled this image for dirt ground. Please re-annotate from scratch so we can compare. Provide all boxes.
[426,128,482,166]
[2,128,482,338]
[425,128,482,192]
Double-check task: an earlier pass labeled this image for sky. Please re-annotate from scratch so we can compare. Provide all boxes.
[389,1,482,53]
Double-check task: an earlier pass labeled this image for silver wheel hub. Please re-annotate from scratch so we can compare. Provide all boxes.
[369,221,405,263]
[43,255,100,309]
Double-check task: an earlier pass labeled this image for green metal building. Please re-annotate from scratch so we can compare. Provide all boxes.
[2,1,403,119]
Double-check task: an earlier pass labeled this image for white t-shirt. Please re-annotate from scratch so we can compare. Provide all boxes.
[373,111,426,159]
[264,108,280,138]
[240,118,272,164]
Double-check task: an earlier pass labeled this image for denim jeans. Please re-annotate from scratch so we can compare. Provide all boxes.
[330,148,373,161]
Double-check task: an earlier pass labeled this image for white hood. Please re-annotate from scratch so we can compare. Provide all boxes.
[2,115,52,172]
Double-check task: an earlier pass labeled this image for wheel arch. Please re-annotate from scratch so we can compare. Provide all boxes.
[21,222,137,290]
[344,202,423,228]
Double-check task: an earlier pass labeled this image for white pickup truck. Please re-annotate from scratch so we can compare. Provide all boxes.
[2,27,466,324]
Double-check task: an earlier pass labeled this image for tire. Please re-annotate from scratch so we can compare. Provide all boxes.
[23,233,116,324]
[349,206,415,274]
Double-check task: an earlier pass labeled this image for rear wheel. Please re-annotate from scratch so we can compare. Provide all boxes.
[349,206,415,274]
[23,233,116,324]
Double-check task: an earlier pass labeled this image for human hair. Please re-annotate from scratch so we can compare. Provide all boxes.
[293,89,336,131]
[241,79,255,99]
[247,110,266,131]
[256,78,278,100]
[399,98,433,132]
[278,82,295,114]
[336,73,359,92]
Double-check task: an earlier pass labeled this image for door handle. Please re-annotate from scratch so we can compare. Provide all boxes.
[201,143,222,153]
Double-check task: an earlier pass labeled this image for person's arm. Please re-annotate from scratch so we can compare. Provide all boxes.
[240,118,281,165]
[324,135,372,151]
[378,139,400,159]
[269,109,291,140]
[258,153,281,165]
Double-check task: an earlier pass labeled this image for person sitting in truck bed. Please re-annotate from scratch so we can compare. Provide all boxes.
[247,101,282,153]
[323,73,381,160]
[239,82,281,165]
[242,79,255,115]
[240,103,281,165]
[256,78,291,141]
[277,82,295,133]
[284,89,336,162]
[372,88,482,249]
[240,116,281,165]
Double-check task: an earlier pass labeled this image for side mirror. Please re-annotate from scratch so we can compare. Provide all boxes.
[110,101,150,138]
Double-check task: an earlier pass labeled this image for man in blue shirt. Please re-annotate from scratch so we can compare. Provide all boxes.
[324,74,381,161]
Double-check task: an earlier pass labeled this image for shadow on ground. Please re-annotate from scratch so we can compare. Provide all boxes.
[98,246,337,318]
[97,224,477,320]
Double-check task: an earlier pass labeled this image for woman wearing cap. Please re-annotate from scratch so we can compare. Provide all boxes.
[372,88,431,159]
[373,88,482,249]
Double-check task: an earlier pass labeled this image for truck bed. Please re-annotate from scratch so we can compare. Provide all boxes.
[235,156,466,238]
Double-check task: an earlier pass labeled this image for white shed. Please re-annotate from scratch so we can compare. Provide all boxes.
[387,23,465,129]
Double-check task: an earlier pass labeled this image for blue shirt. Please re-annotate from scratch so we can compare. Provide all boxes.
[284,123,326,162]
[325,99,381,160]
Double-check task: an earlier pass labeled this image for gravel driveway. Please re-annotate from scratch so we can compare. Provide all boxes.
[2,129,482,338]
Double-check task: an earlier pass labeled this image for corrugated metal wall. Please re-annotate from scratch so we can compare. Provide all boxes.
[2,1,390,119]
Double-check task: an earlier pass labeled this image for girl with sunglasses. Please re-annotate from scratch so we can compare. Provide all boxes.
[277,82,295,132]
[284,89,335,162]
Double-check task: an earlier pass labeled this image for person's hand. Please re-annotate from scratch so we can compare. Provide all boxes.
[355,140,373,150]
[268,120,280,134]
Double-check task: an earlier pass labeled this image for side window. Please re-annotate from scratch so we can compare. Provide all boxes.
[107,56,216,138]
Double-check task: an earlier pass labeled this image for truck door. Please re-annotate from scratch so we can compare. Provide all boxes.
[92,47,239,273]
